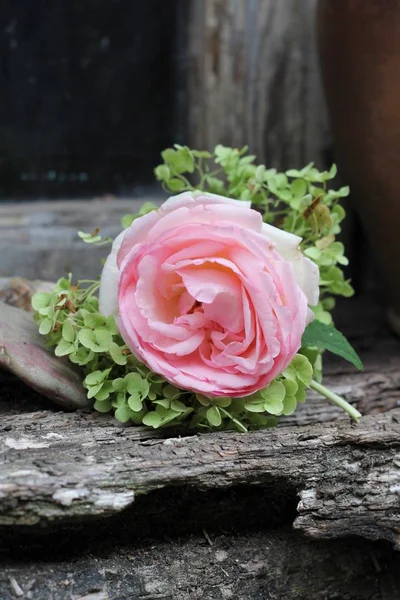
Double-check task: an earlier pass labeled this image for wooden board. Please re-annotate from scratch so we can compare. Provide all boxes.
[187,0,330,170]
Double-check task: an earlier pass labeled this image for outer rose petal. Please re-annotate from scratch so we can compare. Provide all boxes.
[262,222,319,307]
[99,230,125,316]
[158,190,252,215]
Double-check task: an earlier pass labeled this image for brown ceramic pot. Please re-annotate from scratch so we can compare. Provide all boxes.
[317,0,400,332]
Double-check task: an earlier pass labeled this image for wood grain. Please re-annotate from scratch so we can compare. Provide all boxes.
[1,365,400,548]
[187,0,330,169]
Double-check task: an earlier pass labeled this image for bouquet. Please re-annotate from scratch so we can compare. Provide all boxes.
[32,145,362,431]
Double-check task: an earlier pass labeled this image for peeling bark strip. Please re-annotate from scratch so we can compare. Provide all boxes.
[1,398,400,546]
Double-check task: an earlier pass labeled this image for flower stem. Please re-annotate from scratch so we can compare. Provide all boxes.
[309,380,362,422]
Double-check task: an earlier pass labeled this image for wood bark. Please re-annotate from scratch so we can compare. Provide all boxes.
[187,0,330,169]
[1,360,400,548]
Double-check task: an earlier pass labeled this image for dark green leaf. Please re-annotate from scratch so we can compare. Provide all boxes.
[302,320,363,370]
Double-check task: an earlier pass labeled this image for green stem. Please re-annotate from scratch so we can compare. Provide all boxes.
[309,380,362,422]
[197,158,206,190]
[176,174,194,190]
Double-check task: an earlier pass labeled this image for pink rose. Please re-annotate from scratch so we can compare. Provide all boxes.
[99,192,319,397]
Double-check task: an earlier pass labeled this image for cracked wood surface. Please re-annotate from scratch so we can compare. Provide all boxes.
[1,360,400,547]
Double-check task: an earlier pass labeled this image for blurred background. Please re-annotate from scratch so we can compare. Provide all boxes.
[0,0,327,200]
[1,0,400,329]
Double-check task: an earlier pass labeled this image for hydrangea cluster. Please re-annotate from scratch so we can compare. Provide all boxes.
[33,145,362,431]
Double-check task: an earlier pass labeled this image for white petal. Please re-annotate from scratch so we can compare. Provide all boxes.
[292,256,320,307]
[262,222,319,306]
[99,230,126,316]
[261,222,302,256]
[159,190,252,216]
[306,307,315,326]
[198,190,252,209]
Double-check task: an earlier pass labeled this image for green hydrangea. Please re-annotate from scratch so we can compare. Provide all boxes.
[32,144,363,430]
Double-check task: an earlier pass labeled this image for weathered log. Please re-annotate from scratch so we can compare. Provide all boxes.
[1,361,400,548]
[3,371,400,598]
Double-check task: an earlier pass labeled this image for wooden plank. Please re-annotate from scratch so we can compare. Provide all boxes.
[187,0,329,169]
[0,199,161,281]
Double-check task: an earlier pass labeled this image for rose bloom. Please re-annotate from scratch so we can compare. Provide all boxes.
[99,192,319,397]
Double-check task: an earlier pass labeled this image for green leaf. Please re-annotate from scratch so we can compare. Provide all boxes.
[85,370,106,386]
[244,402,266,413]
[263,380,285,401]
[109,342,128,366]
[296,385,307,404]
[78,328,96,349]
[282,378,298,396]
[121,214,135,229]
[105,315,119,335]
[32,292,51,311]
[39,318,53,335]
[138,201,159,216]
[196,394,211,406]
[168,178,186,192]
[126,373,149,397]
[128,395,143,412]
[214,396,232,408]
[93,399,112,413]
[142,411,162,428]
[304,247,321,261]
[154,164,171,182]
[206,406,222,427]
[320,266,354,297]
[62,320,75,343]
[286,168,302,178]
[78,231,102,244]
[55,339,75,357]
[115,405,133,423]
[170,399,188,412]
[205,175,224,193]
[284,354,313,387]
[84,313,105,328]
[37,306,53,317]
[57,276,72,290]
[322,297,336,311]
[282,395,297,416]
[111,378,126,392]
[290,178,307,198]
[162,147,194,174]
[78,327,113,352]
[87,383,103,399]
[311,302,333,326]
[328,163,338,178]
[69,347,94,366]
[113,391,126,407]
[163,384,180,399]
[93,329,113,351]
[192,150,212,159]
[302,320,363,371]
[255,165,266,182]
[331,204,346,224]
[153,399,171,409]
[94,382,113,401]
[173,145,195,172]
